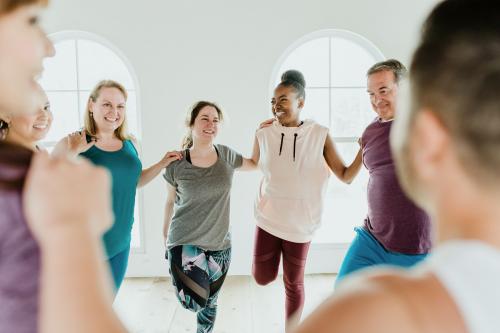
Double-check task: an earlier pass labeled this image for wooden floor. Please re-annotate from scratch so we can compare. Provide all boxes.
[114,274,336,333]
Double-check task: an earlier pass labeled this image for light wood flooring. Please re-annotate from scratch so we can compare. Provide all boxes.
[114,274,336,333]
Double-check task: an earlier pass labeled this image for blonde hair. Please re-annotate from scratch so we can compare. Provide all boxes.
[84,80,132,141]
[0,0,48,14]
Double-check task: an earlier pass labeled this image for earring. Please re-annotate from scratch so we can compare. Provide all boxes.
[0,120,9,141]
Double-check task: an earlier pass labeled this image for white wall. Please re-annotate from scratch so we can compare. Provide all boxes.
[42,0,437,276]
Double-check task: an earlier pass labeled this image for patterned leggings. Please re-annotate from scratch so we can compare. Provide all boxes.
[166,245,231,333]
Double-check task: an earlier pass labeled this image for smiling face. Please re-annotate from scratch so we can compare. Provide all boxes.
[271,84,304,126]
[367,70,399,121]
[89,87,126,135]
[5,90,52,149]
[191,106,220,144]
[0,4,54,117]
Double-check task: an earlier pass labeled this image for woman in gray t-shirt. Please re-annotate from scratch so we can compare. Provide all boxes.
[163,101,258,333]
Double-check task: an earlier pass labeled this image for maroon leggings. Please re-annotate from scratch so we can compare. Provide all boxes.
[252,226,311,320]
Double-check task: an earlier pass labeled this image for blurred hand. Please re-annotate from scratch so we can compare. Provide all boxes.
[67,130,95,155]
[258,118,275,130]
[23,152,113,244]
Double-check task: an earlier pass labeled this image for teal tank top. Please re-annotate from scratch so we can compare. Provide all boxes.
[80,140,142,258]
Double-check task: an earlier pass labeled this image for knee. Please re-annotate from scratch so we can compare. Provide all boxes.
[252,268,277,286]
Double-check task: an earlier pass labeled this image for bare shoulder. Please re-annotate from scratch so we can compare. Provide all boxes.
[295,270,467,333]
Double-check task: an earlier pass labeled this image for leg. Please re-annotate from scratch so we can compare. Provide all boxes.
[386,250,428,268]
[282,239,310,332]
[168,245,210,312]
[106,246,130,293]
[196,248,231,333]
[252,226,282,285]
[335,227,386,286]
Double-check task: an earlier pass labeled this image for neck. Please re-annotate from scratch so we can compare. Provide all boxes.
[4,135,37,152]
[191,140,214,154]
[281,119,303,127]
[96,130,116,141]
[433,178,500,250]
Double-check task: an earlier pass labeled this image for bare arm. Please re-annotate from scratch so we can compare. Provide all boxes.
[294,275,423,333]
[138,151,183,188]
[323,133,362,184]
[239,136,260,171]
[163,182,176,247]
[40,225,126,333]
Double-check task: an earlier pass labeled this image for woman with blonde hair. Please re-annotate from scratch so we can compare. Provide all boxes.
[54,79,181,291]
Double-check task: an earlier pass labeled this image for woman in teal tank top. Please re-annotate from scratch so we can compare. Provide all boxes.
[53,80,182,291]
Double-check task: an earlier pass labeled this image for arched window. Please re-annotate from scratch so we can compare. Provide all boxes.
[272,30,384,244]
[39,31,143,249]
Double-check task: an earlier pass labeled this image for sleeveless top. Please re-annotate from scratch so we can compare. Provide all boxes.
[254,119,330,243]
[418,240,500,333]
[80,139,142,258]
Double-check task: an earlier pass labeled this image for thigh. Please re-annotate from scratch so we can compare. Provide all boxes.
[282,240,310,284]
[336,227,387,282]
[168,245,211,308]
[387,251,428,268]
[252,227,282,278]
[107,246,130,290]
[206,247,232,301]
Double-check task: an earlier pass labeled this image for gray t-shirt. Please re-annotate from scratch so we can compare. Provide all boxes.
[163,144,243,250]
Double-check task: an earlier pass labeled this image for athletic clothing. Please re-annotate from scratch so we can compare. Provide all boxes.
[0,155,39,333]
[80,139,142,289]
[336,227,427,284]
[167,245,231,333]
[252,227,310,320]
[362,118,431,254]
[417,241,500,333]
[255,119,330,243]
[163,144,242,251]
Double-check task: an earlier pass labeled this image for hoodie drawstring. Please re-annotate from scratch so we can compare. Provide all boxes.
[277,133,298,162]
[293,133,297,162]
[279,133,284,156]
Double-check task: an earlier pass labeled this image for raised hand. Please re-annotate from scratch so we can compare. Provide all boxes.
[67,130,96,155]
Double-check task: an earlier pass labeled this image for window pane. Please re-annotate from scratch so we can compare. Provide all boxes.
[331,37,377,87]
[40,40,77,91]
[302,88,329,128]
[78,90,139,138]
[77,39,135,90]
[278,37,329,87]
[314,141,369,244]
[330,88,374,137]
[44,91,80,142]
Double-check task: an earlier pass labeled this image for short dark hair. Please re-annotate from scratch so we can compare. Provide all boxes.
[367,59,407,84]
[410,0,500,183]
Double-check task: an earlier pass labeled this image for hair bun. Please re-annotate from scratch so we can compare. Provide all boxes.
[281,70,306,88]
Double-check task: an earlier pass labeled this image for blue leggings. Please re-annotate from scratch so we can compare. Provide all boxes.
[107,246,130,292]
[336,227,427,286]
